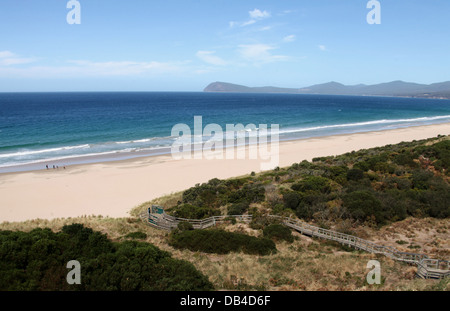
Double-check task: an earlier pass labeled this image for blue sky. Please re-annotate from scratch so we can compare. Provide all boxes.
[0,0,449,91]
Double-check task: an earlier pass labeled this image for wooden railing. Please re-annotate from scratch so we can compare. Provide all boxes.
[145,210,252,230]
[142,206,449,280]
[416,259,450,279]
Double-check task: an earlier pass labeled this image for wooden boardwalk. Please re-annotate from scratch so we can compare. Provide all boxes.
[141,206,449,280]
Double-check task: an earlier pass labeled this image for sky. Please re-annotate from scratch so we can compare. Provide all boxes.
[0,0,449,92]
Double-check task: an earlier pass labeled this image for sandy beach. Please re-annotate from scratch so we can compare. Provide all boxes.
[0,123,449,223]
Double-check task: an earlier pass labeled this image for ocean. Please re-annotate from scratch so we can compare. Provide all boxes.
[0,92,449,173]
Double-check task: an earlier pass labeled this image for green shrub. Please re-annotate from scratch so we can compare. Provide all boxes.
[0,224,213,291]
[291,176,331,193]
[283,191,302,210]
[169,203,220,219]
[295,191,327,220]
[412,170,434,190]
[312,156,334,162]
[271,203,287,215]
[225,217,237,225]
[177,221,194,231]
[263,224,294,243]
[383,176,412,190]
[366,153,389,171]
[124,231,147,240]
[249,213,279,230]
[228,183,266,204]
[227,202,249,215]
[343,190,383,223]
[346,168,364,181]
[328,165,349,178]
[169,229,276,256]
[353,161,370,172]
[414,140,450,170]
[378,190,407,222]
[393,152,417,167]
[327,165,348,184]
[181,178,231,207]
[181,177,266,209]
[418,188,450,218]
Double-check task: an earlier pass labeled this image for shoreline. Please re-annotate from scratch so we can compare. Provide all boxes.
[0,123,449,223]
[2,120,450,175]
[2,117,450,175]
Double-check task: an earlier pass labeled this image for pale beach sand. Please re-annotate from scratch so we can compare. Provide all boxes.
[0,123,449,223]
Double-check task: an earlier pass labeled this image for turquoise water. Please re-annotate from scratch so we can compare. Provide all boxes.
[0,92,449,172]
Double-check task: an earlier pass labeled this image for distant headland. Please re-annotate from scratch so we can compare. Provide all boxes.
[204,81,450,99]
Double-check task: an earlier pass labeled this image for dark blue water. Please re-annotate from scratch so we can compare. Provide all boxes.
[0,92,449,172]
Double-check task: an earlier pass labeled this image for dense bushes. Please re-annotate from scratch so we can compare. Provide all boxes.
[295,192,327,220]
[228,183,266,204]
[172,178,265,219]
[346,168,364,181]
[414,140,449,171]
[279,137,450,226]
[283,191,302,211]
[171,137,448,227]
[393,151,417,167]
[412,170,435,190]
[343,190,383,223]
[227,202,249,215]
[291,176,331,193]
[177,221,194,232]
[169,229,276,256]
[124,231,147,240]
[0,224,213,291]
[263,224,294,243]
[169,203,220,219]
[417,188,450,218]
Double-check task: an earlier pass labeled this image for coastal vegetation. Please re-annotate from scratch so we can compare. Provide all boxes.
[0,224,213,291]
[263,224,294,243]
[168,227,277,256]
[0,135,448,291]
[165,135,449,228]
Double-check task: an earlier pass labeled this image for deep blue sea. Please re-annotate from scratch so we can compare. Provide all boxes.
[0,92,449,173]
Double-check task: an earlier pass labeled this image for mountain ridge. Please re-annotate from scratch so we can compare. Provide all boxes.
[204,81,450,99]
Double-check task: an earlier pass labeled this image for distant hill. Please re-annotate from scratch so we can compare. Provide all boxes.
[204,81,450,99]
[203,82,299,94]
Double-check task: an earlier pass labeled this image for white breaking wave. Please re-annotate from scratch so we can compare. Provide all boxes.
[0,145,172,169]
[0,144,90,159]
[278,115,450,135]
